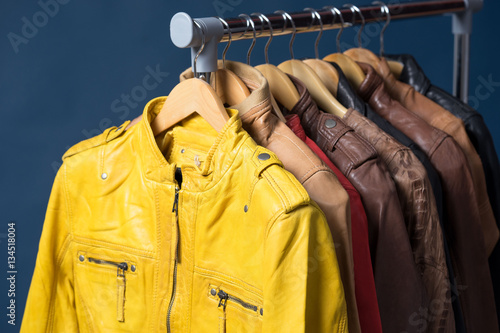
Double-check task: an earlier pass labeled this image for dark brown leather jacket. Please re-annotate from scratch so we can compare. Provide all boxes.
[343,108,454,332]
[356,62,499,333]
[289,75,430,333]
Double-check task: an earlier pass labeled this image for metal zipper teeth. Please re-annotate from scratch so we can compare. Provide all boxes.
[87,257,128,270]
[227,294,258,312]
[167,186,180,333]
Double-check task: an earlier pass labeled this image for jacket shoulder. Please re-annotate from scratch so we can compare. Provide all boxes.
[246,143,312,214]
[62,122,130,160]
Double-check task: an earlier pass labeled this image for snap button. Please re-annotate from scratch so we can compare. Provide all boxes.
[325,119,337,128]
[260,308,264,316]
[101,173,108,180]
[131,265,136,272]
[257,153,270,161]
[181,149,185,153]
[244,205,249,213]
[79,255,85,262]
[114,126,123,132]
[210,288,217,296]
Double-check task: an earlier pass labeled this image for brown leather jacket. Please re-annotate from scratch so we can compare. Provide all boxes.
[181,61,361,333]
[289,75,430,333]
[356,62,499,333]
[343,108,454,333]
[346,53,499,255]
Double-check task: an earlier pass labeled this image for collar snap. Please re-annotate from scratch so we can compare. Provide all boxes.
[257,153,270,161]
[325,119,337,129]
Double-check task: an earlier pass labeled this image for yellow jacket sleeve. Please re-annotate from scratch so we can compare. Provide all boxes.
[21,164,79,332]
[263,203,349,333]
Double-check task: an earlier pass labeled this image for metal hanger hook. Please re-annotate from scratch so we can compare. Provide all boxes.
[192,20,206,78]
[216,17,232,68]
[238,14,256,65]
[323,6,345,53]
[252,12,273,64]
[344,4,365,48]
[275,10,296,59]
[304,8,323,59]
[372,1,391,57]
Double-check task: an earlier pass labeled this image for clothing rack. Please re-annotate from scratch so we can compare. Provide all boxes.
[170,0,483,103]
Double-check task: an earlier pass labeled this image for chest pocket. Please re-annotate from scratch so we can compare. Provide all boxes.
[192,270,263,332]
[74,246,154,333]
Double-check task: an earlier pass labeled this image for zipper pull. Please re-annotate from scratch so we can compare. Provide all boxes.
[116,262,128,322]
[217,290,229,310]
[172,186,180,216]
[117,262,128,277]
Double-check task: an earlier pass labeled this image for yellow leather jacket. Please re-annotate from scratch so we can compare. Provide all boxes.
[21,97,348,332]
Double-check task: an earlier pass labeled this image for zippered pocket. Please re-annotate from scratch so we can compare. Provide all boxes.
[208,284,263,332]
[75,250,139,326]
[87,256,130,322]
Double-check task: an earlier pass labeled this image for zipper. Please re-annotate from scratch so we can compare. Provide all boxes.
[217,289,259,312]
[87,257,128,322]
[167,185,180,333]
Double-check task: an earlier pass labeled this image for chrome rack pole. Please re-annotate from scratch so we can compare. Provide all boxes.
[170,0,481,99]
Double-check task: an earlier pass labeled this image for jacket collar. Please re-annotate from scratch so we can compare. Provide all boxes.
[180,60,277,144]
[328,61,367,115]
[131,95,244,190]
[385,54,431,94]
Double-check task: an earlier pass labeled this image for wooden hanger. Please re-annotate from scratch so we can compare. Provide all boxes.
[151,21,229,135]
[212,68,250,106]
[387,60,404,79]
[256,64,300,111]
[321,6,365,90]
[151,78,229,135]
[303,59,340,97]
[278,59,347,116]
[276,10,347,117]
[214,17,251,106]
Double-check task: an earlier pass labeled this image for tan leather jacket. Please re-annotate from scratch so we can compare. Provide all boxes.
[21,98,348,332]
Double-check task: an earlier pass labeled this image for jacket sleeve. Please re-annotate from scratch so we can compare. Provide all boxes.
[263,203,348,333]
[21,164,78,332]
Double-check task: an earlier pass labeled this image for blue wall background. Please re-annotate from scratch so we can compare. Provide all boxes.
[1,0,498,331]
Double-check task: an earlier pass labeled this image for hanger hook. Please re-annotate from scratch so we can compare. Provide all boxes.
[372,1,391,57]
[192,20,206,78]
[323,6,345,53]
[344,4,365,48]
[304,8,323,59]
[239,14,256,65]
[216,17,232,68]
[252,12,273,64]
[275,10,296,59]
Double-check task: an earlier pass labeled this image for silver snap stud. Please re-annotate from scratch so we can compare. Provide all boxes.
[131,265,136,272]
[181,149,185,153]
[325,119,337,128]
[101,172,108,180]
[260,308,263,316]
[244,205,249,212]
[79,255,85,262]
[210,288,217,296]
[257,153,270,161]
[115,126,122,132]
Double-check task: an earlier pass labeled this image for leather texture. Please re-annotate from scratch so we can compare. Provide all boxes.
[371,58,499,255]
[289,74,430,333]
[224,60,363,333]
[331,61,445,225]
[333,61,467,332]
[286,113,383,333]
[388,52,500,330]
[357,62,499,333]
[181,60,359,332]
[343,108,454,333]
[21,97,348,332]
